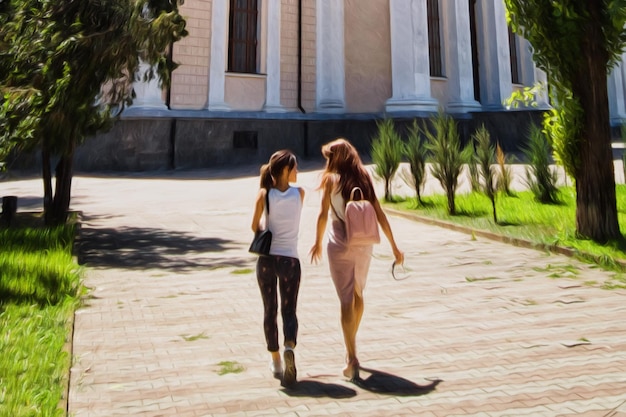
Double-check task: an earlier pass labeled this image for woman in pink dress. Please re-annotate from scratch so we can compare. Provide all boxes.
[309,138,404,380]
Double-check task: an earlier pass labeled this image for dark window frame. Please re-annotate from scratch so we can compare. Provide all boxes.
[228,0,258,74]
[508,28,521,84]
[427,0,444,77]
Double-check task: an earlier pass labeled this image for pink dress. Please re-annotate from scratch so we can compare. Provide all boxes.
[327,190,373,305]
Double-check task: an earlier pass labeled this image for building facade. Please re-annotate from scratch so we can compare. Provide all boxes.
[75,0,626,171]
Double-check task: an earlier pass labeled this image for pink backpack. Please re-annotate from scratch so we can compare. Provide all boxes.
[344,187,380,246]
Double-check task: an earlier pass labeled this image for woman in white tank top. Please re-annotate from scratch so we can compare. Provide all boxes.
[250,150,304,387]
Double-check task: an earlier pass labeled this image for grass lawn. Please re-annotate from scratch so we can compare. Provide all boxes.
[0,214,83,417]
[385,184,626,278]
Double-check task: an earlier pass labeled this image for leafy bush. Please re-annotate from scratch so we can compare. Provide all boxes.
[472,125,498,223]
[424,110,471,215]
[468,158,482,193]
[523,123,559,204]
[496,142,514,195]
[402,119,428,205]
[371,118,403,201]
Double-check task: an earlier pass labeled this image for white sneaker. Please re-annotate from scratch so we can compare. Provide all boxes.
[270,360,283,379]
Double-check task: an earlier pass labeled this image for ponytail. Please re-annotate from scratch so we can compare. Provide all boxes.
[259,150,297,191]
[259,163,273,190]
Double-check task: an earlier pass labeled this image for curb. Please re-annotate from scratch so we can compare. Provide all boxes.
[384,207,626,271]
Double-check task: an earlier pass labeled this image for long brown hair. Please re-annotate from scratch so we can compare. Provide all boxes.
[320,138,376,203]
[260,150,297,190]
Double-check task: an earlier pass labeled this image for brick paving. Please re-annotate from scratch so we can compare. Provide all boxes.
[2,164,626,416]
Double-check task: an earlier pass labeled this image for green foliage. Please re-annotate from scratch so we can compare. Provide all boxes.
[402,119,428,204]
[621,125,626,184]
[541,89,582,180]
[216,361,245,375]
[371,118,403,201]
[468,158,481,193]
[424,109,471,215]
[0,0,188,222]
[523,124,559,204]
[504,0,624,242]
[0,221,82,416]
[472,125,498,223]
[385,185,626,273]
[496,143,515,195]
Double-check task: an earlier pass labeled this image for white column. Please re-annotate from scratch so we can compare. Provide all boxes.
[609,61,626,125]
[316,0,345,112]
[207,0,230,110]
[385,0,438,112]
[264,0,285,112]
[443,0,481,113]
[132,61,167,109]
[477,0,512,109]
[518,38,549,109]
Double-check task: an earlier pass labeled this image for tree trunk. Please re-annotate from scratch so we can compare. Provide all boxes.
[48,144,75,225]
[385,178,391,201]
[42,147,54,224]
[572,7,620,243]
[447,191,455,215]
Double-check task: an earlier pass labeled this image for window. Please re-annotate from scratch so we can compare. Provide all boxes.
[427,0,443,77]
[228,0,258,73]
[508,28,520,84]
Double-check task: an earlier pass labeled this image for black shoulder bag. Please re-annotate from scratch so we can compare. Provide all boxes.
[249,191,272,255]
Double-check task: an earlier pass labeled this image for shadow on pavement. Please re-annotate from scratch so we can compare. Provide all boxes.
[77,224,246,271]
[351,367,442,396]
[281,379,357,399]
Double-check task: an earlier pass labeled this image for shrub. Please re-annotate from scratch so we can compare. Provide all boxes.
[371,118,403,201]
[496,142,515,195]
[402,119,428,205]
[523,123,559,204]
[473,125,498,223]
[424,109,472,215]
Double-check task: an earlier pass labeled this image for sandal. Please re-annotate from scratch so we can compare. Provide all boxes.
[343,357,360,380]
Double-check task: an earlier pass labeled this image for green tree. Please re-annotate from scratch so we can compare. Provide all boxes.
[402,119,428,205]
[0,0,187,224]
[505,1,625,242]
[424,110,471,215]
[472,125,498,223]
[371,118,403,201]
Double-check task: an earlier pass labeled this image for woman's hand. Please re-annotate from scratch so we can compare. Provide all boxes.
[392,247,404,266]
[309,243,323,264]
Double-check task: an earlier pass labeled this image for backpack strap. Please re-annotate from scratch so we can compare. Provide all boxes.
[350,187,364,201]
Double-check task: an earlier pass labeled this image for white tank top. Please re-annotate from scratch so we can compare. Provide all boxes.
[267,187,302,259]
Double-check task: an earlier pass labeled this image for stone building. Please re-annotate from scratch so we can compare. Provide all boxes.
[75,0,626,171]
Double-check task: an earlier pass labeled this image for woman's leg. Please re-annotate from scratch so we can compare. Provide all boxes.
[276,256,301,348]
[256,256,279,352]
[276,256,301,386]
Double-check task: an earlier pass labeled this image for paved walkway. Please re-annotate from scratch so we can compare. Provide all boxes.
[2,164,626,416]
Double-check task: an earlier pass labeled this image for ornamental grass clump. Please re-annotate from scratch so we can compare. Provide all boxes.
[424,109,472,215]
[496,142,515,195]
[401,119,428,205]
[371,118,404,201]
[523,123,559,204]
[472,125,498,223]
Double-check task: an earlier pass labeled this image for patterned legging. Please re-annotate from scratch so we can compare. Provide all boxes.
[256,255,301,352]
